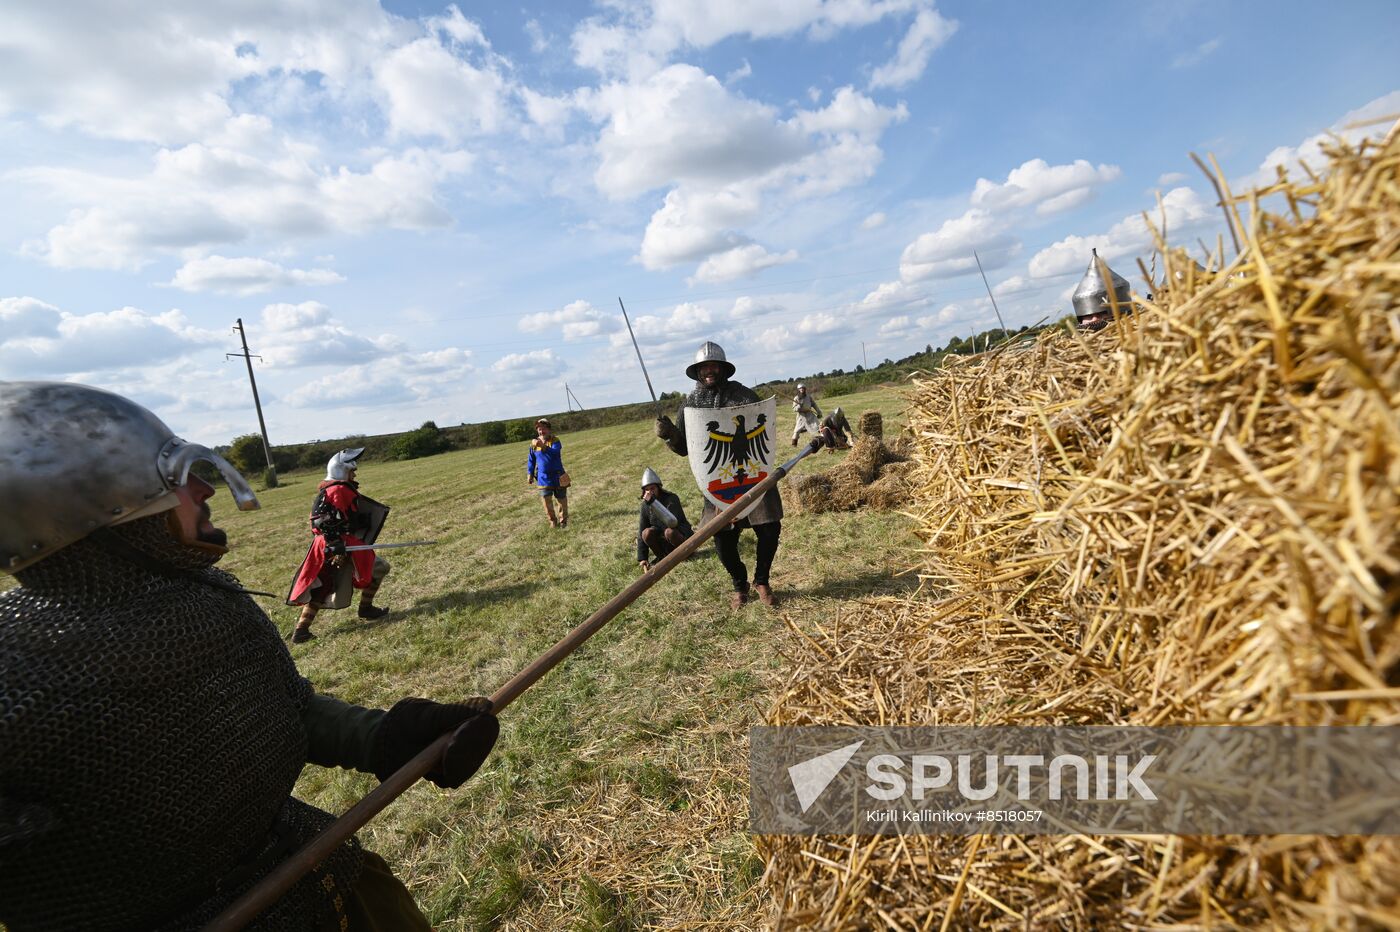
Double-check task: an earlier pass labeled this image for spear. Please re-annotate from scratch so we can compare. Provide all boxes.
[618,297,661,417]
[205,432,832,931]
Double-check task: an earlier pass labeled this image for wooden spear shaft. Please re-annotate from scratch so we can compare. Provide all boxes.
[205,433,828,931]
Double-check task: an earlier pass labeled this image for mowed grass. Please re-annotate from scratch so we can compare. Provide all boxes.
[214,385,917,930]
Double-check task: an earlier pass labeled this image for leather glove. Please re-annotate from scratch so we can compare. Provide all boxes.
[654,415,677,441]
[371,697,499,788]
[326,537,347,559]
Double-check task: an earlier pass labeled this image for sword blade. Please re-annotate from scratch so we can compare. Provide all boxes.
[342,540,439,552]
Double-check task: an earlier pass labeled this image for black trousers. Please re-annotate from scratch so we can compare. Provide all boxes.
[714,521,781,591]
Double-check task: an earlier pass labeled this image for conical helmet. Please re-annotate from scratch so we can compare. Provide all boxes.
[685,341,736,381]
[1071,249,1133,320]
[641,467,662,488]
[326,447,364,481]
[0,381,259,573]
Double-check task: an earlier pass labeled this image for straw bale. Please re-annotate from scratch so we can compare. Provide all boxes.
[843,435,885,484]
[858,410,884,440]
[763,126,1400,928]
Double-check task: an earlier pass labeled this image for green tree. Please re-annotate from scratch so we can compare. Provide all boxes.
[227,433,266,477]
[388,420,451,460]
[480,421,507,445]
[505,419,534,443]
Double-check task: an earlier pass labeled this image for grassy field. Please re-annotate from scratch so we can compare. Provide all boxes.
[214,384,916,930]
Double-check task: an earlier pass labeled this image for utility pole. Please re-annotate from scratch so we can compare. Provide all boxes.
[566,384,584,411]
[227,318,276,486]
[973,250,1009,341]
[861,341,868,370]
[565,383,573,412]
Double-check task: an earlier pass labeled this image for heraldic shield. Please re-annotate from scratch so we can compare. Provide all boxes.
[685,396,777,521]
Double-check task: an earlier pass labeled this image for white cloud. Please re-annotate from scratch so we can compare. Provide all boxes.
[1027,186,1214,278]
[0,296,63,340]
[869,8,958,89]
[372,33,512,140]
[1158,171,1188,186]
[797,312,844,335]
[1171,37,1222,70]
[282,344,476,410]
[0,3,410,145]
[20,129,472,270]
[878,315,913,335]
[518,300,621,340]
[571,0,929,78]
[970,158,1121,216]
[0,301,222,377]
[256,301,403,366]
[689,244,798,283]
[594,74,902,275]
[167,255,345,295]
[1241,89,1400,189]
[861,211,887,230]
[585,64,809,200]
[524,18,549,53]
[792,86,908,140]
[490,348,566,381]
[899,208,1020,282]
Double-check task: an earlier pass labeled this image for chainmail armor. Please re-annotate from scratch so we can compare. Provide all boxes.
[0,515,363,931]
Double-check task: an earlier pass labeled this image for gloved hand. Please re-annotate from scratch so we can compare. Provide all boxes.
[654,415,677,441]
[326,537,347,558]
[372,697,498,788]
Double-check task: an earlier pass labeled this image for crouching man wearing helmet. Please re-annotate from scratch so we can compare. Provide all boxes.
[0,382,499,931]
[636,467,694,573]
[286,448,391,644]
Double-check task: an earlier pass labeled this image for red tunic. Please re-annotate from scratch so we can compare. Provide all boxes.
[286,481,377,606]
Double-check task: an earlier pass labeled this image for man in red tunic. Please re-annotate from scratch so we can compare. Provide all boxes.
[286,448,391,643]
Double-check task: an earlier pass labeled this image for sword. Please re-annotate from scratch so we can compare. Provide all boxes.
[618,296,661,416]
[341,540,438,552]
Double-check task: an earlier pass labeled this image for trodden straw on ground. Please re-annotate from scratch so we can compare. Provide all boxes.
[760,122,1400,929]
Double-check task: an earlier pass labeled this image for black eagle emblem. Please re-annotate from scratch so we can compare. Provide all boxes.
[702,413,771,473]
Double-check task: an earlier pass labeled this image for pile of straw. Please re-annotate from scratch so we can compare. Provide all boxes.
[787,413,914,513]
[762,124,1400,929]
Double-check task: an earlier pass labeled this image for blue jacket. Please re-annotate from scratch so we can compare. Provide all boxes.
[526,438,565,487]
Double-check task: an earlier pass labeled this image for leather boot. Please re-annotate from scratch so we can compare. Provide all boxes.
[753,584,776,607]
[729,589,748,609]
[291,605,318,643]
[358,597,390,621]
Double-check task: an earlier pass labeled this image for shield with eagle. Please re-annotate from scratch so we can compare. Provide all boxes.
[684,396,777,520]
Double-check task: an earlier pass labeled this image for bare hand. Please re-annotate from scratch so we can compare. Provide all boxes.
[639,560,650,573]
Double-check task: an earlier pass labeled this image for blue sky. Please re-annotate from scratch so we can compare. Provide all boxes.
[2,0,1397,444]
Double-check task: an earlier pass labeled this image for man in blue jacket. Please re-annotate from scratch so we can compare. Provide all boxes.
[526,417,569,528]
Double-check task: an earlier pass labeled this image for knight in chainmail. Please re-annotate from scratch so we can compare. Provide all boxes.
[654,342,784,608]
[790,383,822,446]
[0,381,500,932]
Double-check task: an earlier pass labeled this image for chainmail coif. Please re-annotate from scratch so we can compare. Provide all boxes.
[0,515,363,931]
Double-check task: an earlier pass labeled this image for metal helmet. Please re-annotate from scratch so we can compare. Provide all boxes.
[0,381,259,574]
[641,467,662,489]
[685,341,736,381]
[796,383,806,391]
[1072,249,1133,321]
[325,447,364,481]
[833,406,844,420]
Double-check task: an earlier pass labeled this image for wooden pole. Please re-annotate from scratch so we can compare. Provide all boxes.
[205,434,829,931]
[226,319,276,484]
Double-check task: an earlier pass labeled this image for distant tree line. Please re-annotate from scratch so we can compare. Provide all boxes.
[220,325,1050,480]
